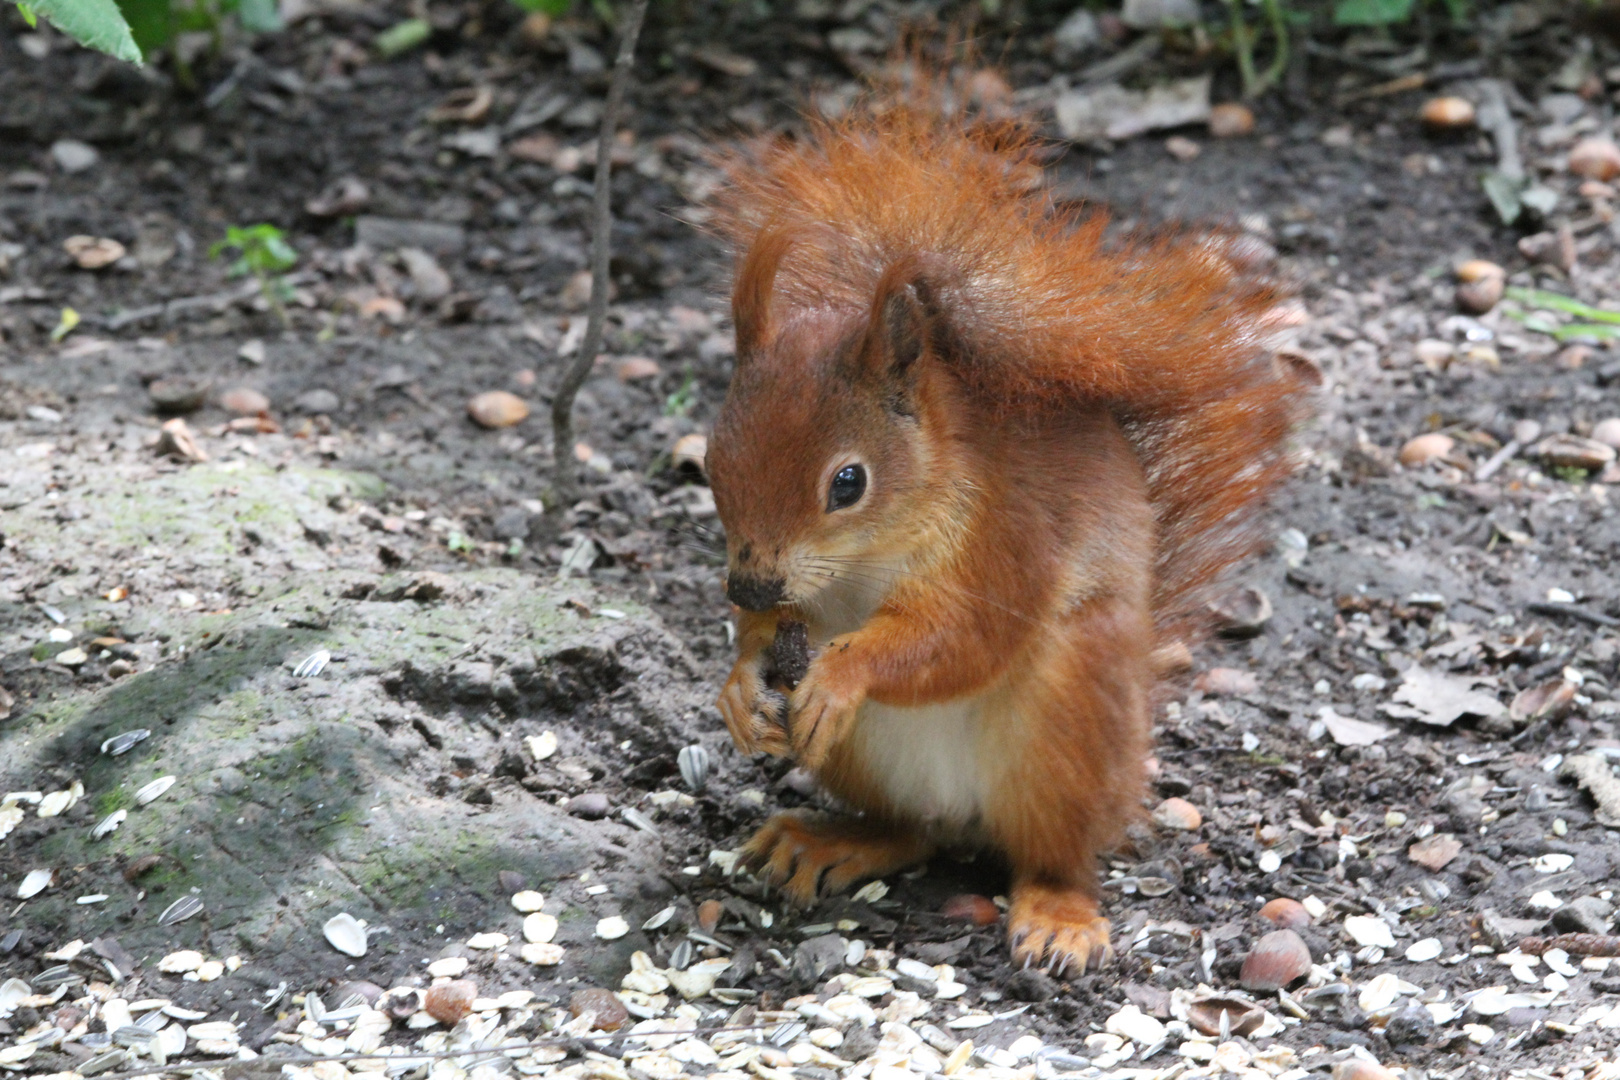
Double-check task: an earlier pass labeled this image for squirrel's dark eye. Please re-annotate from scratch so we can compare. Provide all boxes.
[828,464,866,512]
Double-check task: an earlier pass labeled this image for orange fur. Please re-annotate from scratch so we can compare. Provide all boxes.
[705,74,1314,975]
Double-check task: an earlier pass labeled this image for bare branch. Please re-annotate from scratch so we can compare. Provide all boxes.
[549,0,652,507]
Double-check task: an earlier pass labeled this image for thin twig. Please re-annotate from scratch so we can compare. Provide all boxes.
[1474,438,1522,481]
[549,0,652,508]
[1476,78,1523,182]
[1527,601,1620,629]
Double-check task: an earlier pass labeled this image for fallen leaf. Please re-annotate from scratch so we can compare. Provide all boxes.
[1382,666,1504,727]
[63,235,126,270]
[1320,707,1393,747]
[1055,75,1211,143]
[1408,833,1463,871]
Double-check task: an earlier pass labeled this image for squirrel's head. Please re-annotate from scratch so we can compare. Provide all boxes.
[707,238,958,614]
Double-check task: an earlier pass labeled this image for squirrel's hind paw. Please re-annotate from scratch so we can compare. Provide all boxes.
[740,811,931,907]
[1008,881,1113,977]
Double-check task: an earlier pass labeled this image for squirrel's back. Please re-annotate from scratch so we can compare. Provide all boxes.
[712,75,1316,642]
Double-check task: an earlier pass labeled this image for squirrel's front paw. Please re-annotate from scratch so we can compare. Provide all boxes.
[788,666,864,770]
[717,662,790,757]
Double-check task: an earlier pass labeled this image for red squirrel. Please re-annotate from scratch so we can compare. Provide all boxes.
[703,75,1314,975]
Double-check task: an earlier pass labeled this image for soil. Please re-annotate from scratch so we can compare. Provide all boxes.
[3,0,1620,1076]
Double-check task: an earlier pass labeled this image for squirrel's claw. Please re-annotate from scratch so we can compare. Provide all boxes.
[1007,880,1113,979]
[717,662,791,758]
[787,673,862,770]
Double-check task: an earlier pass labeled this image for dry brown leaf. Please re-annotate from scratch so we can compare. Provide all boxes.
[1408,833,1463,871]
[1382,665,1504,727]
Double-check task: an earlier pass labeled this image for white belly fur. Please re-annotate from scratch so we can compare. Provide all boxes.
[847,695,997,835]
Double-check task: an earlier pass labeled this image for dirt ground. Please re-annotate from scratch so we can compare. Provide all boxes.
[4,1,1620,1078]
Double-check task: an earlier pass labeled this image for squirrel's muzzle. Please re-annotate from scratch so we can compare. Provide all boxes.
[726,573,785,611]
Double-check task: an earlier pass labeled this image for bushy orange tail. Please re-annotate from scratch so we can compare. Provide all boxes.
[711,74,1316,642]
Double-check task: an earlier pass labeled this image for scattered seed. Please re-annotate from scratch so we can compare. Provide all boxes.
[1343,914,1396,949]
[678,744,710,793]
[158,895,204,926]
[134,775,176,805]
[17,869,53,898]
[426,956,468,977]
[293,649,331,678]
[1405,937,1444,962]
[158,950,205,973]
[641,906,675,931]
[101,729,151,756]
[521,942,565,965]
[526,731,558,760]
[511,890,546,913]
[89,809,126,841]
[596,916,630,940]
[324,913,368,957]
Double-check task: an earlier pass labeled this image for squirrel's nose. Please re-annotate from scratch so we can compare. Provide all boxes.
[726,573,785,611]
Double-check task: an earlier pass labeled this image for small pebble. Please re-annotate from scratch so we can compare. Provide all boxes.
[1569,137,1620,181]
[1165,135,1200,161]
[1208,102,1255,137]
[467,390,530,429]
[221,387,270,416]
[1151,796,1201,831]
[941,894,1000,926]
[1399,433,1454,467]
[1421,96,1475,130]
[566,792,611,819]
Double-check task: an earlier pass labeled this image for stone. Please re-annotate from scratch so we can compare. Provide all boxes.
[355,216,466,254]
[51,140,100,173]
[1551,895,1614,936]
[296,389,341,415]
[566,793,610,819]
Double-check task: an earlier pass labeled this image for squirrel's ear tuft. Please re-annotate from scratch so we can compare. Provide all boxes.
[863,257,939,385]
[733,228,794,359]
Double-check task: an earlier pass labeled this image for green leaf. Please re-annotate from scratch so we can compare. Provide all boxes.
[27,0,142,62]
[374,17,430,57]
[1505,287,1620,325]
[17,3,37,28]
[50,307,80,342]
[510,0,572,13]
[236,0,282,33]
[1333,0,1413,25]
[1552,323,1620,342]
[115,0,174,52]
[1480,170,1525,226]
